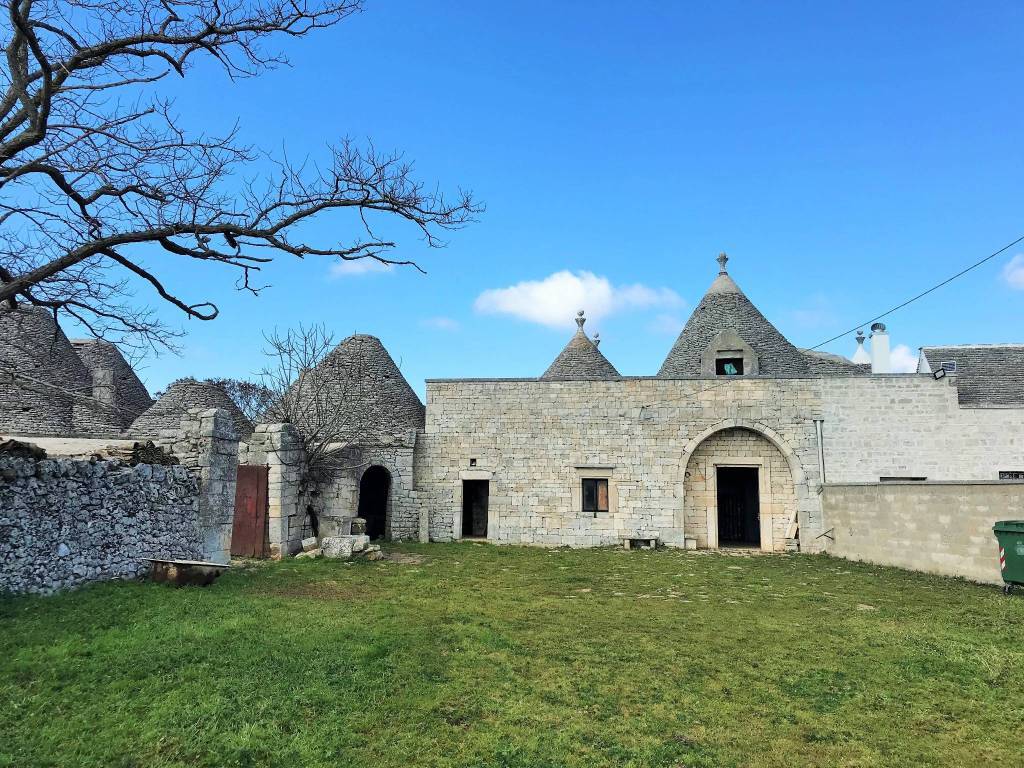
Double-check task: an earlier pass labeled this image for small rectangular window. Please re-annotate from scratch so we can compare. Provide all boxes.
[941,361,957,372]
[1000,471,1024,481]
[879,476,927,482]
[582,478,609,513]
[716,357,744,376]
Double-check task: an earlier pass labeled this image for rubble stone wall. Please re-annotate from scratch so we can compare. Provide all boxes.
[0,455,200,594]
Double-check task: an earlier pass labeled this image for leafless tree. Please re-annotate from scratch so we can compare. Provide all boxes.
[256,322,375,488]
[203,376,274,423]
[0,0,480,357]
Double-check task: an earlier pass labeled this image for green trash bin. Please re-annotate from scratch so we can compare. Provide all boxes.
[993,521,1024,595]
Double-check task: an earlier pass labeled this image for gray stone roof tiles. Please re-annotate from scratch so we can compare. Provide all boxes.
[130,378,253,438]
[921,345,1024,408]
[658,256,813,378]
[290,334,425,440]
[541,312,620,381]
[71,340,153,428]
[0,307,93,435]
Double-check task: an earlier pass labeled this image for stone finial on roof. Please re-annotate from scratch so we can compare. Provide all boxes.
[540,311,619,381]
[851,329,871,364]
[717,252,729,274]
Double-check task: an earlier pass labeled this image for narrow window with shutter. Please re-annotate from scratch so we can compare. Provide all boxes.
[582,478,609,515]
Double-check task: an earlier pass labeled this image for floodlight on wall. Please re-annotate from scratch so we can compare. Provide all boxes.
[933,368,947,380]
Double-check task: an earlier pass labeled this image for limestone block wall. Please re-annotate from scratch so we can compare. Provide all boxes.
[417,379,823,549]
[0,455,201,594]
[822,481,1024,584]
[820,375,1024,482]
[417,375,1024,550]
[158,408,239,564]
[317,435,422,542]
[239,423,305,557]
[683,427,797,551]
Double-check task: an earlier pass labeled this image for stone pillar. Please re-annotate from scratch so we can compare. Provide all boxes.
[159,407,239,564]
[91,366,115,407]
[265,423,304,558]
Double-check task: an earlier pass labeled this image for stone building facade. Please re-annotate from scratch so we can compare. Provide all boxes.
[4,254,1022,568]
[409,254,1024,553]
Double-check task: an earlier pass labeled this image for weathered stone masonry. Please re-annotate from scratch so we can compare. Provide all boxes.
[158,408,240,564]
[0,456,201,594]
[416,374,1024,550]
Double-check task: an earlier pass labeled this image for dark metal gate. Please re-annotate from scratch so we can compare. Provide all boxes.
[231,465,269,558]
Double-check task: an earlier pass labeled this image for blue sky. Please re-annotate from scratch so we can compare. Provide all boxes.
[116,1,1024,395]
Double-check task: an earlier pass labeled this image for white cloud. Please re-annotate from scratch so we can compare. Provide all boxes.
[474,270,683,329]
[328,259,393,277]
[421,316,460,331]
[1002,253,1024,290]
[890,343,919,373]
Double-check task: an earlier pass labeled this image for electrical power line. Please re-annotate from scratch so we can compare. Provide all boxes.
[686,231,1024,397]
[807,232,1024,351]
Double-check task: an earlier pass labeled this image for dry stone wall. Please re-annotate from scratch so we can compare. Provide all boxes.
[0,455,200,594]
[318,436,422,542]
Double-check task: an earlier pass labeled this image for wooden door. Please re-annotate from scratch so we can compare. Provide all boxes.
[231,465,269,558]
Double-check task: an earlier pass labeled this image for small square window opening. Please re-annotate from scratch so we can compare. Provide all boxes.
[469,458,477,467]
[582,478,609,514]
[941,361,957,373]
[716,357,744,376]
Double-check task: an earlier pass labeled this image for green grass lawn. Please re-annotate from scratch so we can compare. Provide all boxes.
[2,544,1023,768]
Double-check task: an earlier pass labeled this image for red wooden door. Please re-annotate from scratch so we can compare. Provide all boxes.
[231,465,269,558]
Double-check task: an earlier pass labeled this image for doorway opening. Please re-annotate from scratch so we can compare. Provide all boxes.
[358,465,391,540]
[716,467,760,547]
[462,480,489,538]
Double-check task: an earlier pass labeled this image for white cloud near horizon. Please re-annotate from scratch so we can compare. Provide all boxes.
[474,270,683,329]
[890,343,918,373]
[328,258,393,277]
[1002,253,1024,290]
[421,316,460,331]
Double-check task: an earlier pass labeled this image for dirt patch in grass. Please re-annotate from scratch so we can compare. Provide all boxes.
[266,579,367,601]
[383,552,426,565]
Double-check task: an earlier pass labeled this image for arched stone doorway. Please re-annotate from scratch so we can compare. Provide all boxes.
[357,465,391,540]
[683,427,797,551]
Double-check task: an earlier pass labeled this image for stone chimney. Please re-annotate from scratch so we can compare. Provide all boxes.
[869,322,890,373]
[91,366,116,406]
[851,330,871,364]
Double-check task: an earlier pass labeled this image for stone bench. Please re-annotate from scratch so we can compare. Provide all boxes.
[620,535,660,550]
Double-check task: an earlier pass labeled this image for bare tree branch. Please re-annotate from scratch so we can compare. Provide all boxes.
[0,0,481,354]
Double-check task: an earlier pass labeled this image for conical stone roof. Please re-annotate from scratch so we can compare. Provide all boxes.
[71,339,154,428]
[287,334,425,440]
[0,306,94,435]
[130,378,252,438]
[541,312,620,380]
[658,254,812,377]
